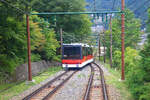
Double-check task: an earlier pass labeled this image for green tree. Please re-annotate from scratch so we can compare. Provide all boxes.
[146,9,150,32]
[105,9,141,51]
[0,3,27,76]
[31,15,59,60]
[110,9,150,100]
[0,1,59,78]
[32,0,92,43]
[104,9,141,67]
[125,8,150,99]
[125,35,150,100]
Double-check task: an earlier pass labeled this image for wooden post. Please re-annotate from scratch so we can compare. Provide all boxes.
[121,0,125,80]
[26,14,32,81]
[99,33,101,61]
[103,31,106,63]
[60,28,63,56]
[110,16,113,67]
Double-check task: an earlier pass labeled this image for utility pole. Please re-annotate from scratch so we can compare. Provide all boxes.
[98,33,101,61]
[103,31,106,63]
[26,8,32,81]
[110,15,113,67]
[60,28,63,56]
[121,0,125,80]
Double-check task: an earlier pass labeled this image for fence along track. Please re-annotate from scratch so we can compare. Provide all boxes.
[23,71,77,100]
[83,62,109,100]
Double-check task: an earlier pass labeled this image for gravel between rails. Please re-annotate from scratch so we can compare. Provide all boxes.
[30,71,75,100]
[90,64,103,100]
[10,70,65,100]
[95,61,122,100]
[50,66,91,100]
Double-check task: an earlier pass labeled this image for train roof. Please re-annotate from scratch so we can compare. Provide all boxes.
[63,43,92,47]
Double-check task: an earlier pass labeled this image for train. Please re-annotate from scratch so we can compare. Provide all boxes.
[62,43,94,69]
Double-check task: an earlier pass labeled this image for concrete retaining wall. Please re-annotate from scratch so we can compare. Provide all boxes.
[14,60,61,81]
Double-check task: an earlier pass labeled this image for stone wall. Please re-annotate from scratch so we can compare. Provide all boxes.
[14,60,61,81]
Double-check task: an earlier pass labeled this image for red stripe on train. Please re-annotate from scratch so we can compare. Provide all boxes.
[62,55,93,64]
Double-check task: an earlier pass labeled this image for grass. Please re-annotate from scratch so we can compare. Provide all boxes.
[0,66,62,100]
[0,83,17,91]
[103,63,134,100]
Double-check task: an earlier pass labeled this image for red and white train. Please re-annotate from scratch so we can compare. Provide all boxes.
[62,43,94,68]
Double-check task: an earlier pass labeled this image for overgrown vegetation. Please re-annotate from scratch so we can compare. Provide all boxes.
[104,63,133,100]
[104,8,150,100]
[0,0,92,81]
[0,67,62,100]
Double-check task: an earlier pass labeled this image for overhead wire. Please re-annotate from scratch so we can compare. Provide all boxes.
[133,0,150,13]
[135,5,150,17]
[131,0,150,27]
[92,0,100,46]
[127,0,137,8]
[112,0,116,10]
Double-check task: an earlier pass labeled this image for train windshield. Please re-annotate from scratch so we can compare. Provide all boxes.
[63,46,81,59]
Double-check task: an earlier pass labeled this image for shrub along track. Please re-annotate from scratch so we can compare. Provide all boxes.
[83,62,109,100]
[22,70,77,100]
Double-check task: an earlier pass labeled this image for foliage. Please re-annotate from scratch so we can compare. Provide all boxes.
[112,47,139,69]
[0,2,59,77]
[30,15,59,60]
[105,9,141,52]
[0,67,62,100]
[124,34,150,100]
[104,9,142,71]
[52,55,62,62]
[0,10,27,75]
[0,0,91,80]
[135,34,150,100]
[86,0,149,27]
[112,47,144,99]
[111,33,150,100]
[32,0,92,43]
[112,50,121,69]
[108,8,150,100]
[146,9,150,32]
[104,63,134,100]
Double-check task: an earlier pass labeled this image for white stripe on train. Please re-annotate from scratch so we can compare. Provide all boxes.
[62,58,94,68]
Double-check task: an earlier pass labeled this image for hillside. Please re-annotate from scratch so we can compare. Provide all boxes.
[86,0,150,28]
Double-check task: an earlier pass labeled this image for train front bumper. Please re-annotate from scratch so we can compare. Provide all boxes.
[62,59,94,68]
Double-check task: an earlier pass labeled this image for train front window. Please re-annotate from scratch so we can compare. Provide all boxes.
[63,47,81,59]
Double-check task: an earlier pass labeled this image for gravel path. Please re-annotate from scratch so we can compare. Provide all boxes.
[10,61,122,100]
[50,66,91,100]
[10,70,65,100]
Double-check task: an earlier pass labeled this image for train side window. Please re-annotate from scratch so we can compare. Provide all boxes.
[87,47,89,55]
[86,47,89,56]
[89,48,92,55]
[88,47,91,55]
[83,47,86,56]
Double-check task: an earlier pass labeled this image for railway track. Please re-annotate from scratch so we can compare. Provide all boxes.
[23,70,77,100]
[83,62,108,100]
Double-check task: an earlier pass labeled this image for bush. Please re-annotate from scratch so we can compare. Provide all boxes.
[52,55,61,62]
[31,54,41,62]
[0,54,18,74]
[112,50,121,69]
